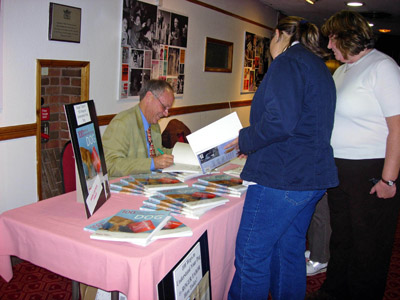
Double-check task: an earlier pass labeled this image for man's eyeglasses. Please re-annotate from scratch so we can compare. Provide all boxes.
[151,92,169,112]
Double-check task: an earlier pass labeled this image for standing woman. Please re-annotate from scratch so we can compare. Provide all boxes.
[310,11,400,300]
[227,16,338,300]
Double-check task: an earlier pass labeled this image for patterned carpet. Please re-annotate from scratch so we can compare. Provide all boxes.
[1,217,400,299]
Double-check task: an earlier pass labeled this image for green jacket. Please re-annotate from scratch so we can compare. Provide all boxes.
[102,104,171,179]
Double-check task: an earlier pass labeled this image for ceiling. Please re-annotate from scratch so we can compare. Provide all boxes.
[258,0,400,36]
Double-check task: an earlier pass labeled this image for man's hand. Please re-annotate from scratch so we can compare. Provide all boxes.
[154,154,174,169]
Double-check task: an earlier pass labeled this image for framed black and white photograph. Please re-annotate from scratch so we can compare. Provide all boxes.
[49,2,81,43]
[119,0,189,99]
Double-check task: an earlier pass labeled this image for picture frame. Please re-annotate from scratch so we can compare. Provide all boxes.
[49,2,82,43]
[204,37,233,73]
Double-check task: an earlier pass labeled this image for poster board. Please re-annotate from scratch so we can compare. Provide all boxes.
[158,231,211,300]
[64,100,111,218]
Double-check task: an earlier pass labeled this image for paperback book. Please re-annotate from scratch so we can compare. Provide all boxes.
[88,209,192,246]
[186,112,243,173]
[128,173,188,192]
[191,182,242,198]
[110,181,146,195]
[140,201,226,219]
[64,100,111,218]
[162,142,202,174]
[151,187,229,209]
[197,174,248,194]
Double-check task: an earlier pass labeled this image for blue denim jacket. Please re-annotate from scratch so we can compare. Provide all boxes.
[239,44,338,190]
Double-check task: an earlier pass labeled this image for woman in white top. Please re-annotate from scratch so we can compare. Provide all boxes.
[308,10,400,300]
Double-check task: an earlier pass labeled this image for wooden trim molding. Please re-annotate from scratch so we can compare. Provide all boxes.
[2,100,252,140]
[186,0,273,30]
[98,100,252,126]
[0,123,37,141]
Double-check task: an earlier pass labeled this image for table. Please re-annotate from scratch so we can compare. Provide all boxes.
[0,184,245,299]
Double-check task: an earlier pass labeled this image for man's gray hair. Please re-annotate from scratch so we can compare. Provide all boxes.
[139,80,174,100]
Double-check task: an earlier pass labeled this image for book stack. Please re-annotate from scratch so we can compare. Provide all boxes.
[194,174,248,196]
[128,173,188,192]
[86,209,192,247]
[140,187,229,219]
[109,179,147,196]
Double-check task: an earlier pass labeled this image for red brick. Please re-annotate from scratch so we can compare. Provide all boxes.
[41,78,50,86]
[71,78,81,87]
[61,86,81,95]
[50,77,60,85]
[61,77,70,86]
[62,69,81,77]
[48,68,61,76]
[46,86,60,95]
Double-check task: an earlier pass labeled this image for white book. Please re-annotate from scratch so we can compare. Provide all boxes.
[186,112,243,173]
[162,142,203,174]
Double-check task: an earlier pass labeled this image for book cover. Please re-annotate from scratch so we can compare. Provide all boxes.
[89,209,192,246]
[128,173,188,191]
[191,182,242,197]
[197,174,248,193]
[186,112,243,173]
[64,100,111,218]
[140,201,225,219]
[110,181,145,195]
[151,187,229,209]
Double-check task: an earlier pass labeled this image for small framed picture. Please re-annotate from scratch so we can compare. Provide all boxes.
[49,2,82,43]
[204,37,233,73]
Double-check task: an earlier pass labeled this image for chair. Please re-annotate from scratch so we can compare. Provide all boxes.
[161,119,191,148]
[60,140,76,193]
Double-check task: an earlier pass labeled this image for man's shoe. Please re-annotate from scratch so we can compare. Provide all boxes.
[306,260,328,276]
[305,250,310,260]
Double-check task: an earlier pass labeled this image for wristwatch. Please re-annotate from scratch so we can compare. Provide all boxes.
[381,178,396,186]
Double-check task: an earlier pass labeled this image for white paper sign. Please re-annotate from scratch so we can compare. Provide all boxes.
[86,174,103,216]
[74,102,91,126]
[173,242,203,300]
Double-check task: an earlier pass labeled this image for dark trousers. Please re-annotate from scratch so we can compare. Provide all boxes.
[321,158,400,300]
[307,193,331,263]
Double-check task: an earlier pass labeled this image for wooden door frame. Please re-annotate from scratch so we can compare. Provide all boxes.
[36,59,90,200]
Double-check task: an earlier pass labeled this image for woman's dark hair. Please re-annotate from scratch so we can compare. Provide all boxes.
[276,16,328,58]
[139,79,173,100]
[321,10,374,59]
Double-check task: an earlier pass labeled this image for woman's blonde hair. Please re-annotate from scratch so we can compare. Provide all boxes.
[276,16,327,58]
[321,10,374,59]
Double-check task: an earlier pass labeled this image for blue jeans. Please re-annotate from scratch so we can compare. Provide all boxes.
[228,184,325,300]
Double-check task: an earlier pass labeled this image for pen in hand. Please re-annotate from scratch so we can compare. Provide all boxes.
[157,148,164,155]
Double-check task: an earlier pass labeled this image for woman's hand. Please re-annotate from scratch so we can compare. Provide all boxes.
[370,180,397,199]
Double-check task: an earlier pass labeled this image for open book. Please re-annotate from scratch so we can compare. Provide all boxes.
[88,209,192,246]
[162,142,202,174]
[186,112,243,173]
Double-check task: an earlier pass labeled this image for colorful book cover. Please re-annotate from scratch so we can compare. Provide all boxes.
[197,174,247,193]
[151,187,229,209]
[64,100,111,218]
[110,181,145,195]
[128,173,188,191]
[89,209,192,246]
[191,182,242,198]
[140,202,224,220]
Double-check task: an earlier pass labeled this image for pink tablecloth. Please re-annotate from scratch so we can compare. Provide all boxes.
[0,189,244,300]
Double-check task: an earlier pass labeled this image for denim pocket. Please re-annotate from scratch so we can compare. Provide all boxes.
[284,190,315,206]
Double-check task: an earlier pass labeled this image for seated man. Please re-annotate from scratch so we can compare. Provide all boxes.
[103,80,174,178]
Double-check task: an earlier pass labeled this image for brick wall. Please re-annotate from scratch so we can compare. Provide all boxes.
[40,67,81,199]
